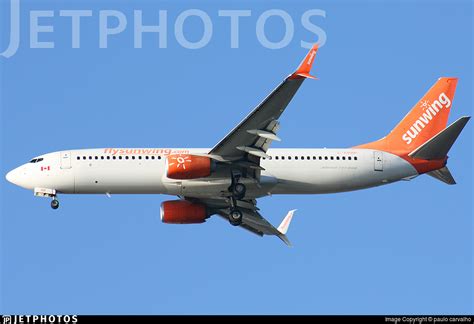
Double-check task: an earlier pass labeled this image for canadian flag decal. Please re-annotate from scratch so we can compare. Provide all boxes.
[41,166,50,171]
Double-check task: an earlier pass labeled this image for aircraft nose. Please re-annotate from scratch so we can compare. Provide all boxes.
[6,169,16,184]
[5,166,34,189]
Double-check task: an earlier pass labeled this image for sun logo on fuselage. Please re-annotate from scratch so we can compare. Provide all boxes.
[168,155,192,170]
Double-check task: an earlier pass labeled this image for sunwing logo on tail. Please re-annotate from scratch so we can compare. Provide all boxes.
[402,92,451,145]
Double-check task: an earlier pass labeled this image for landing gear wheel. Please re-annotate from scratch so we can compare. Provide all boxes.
[232,183,246,200]
[51,199,59,210]
[229,209,243,226]
[228,169,245,199]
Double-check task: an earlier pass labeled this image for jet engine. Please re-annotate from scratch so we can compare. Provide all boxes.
[160,200,208,224]
[166,154,214,180]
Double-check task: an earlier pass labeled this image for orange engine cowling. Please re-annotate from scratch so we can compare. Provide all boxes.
[160,200,208,224]
[166,154,212,180]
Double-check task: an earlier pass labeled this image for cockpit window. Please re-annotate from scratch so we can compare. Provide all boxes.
[29,158,43,163]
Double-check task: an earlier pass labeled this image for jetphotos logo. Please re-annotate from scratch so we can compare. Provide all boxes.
[402,92,451,145]
[0,0,327,59]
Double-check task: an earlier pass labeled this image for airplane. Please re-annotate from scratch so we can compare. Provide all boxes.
[5,44,470,246]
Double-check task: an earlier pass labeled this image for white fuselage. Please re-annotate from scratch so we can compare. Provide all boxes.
[6,148,418,199]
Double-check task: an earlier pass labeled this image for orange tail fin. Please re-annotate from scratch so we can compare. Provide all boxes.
[357,77,458,156]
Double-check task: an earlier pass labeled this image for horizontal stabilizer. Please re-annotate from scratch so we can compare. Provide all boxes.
[427,166,456,185]
[409,116,470,160]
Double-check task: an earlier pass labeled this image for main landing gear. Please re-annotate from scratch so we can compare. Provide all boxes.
[228,170,246,200]
[227,170,246,226]
[229,208,243,226]
[231,183,246,200]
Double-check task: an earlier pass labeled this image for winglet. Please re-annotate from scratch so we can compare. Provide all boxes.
[278,209,296,235]
[276,210,296,247]
[289,44,319,80]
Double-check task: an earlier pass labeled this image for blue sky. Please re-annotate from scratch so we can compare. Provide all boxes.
[1,0,472,315]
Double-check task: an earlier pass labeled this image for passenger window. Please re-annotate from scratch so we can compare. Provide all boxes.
[95,156,98,160]
[275,156,279,160]
[101,156,104,160]
[295,156,298,160]
[138,156,142,160]
[158,156,162,160]
[119,156,122,160]
[113,156,116,160]
[319,156,322,160]
[324,156,328,160]
[76,157,80,160]
[89,156,92,160]
[125,156,129,160]
[288,156,292,160]
[281,156,285,160]
[151,156,155,160]
[348,156,352,160]
[336,156,340,160]
[107,156,110,160]
[354,157,358,161]
[145,156,149,160]
[330,156,334,160]
[83,156,86,160]
[342,156,346,160]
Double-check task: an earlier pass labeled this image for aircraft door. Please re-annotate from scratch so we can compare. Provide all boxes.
[374,151,383,171]
[60,151,72,169]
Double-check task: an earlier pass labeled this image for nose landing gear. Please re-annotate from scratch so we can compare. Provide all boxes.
[50,198,60,210]
[34,188,60,209]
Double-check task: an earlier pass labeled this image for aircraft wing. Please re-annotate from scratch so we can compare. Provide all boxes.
[208,44,319,167]
[184,197,296,246]
[216,207,296,246]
